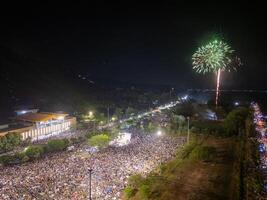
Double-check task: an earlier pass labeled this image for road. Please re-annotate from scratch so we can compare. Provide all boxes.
[251,102,267,191]
[98,100,180,130]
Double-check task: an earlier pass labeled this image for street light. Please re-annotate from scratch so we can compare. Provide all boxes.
[89,111,93,118]
[157,130,162,136]
[187,117,190,143]
[88,168,93,200]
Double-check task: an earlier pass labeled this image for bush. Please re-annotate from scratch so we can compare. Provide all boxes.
[0,152,29,166]
[88,134,110,148]
[191,120,225,136]
[178,140,198,159]
[25,145,44,160]
[70,137,85,144]
[139,184,151,199]
[190,126,199,134]
[190,146,217,161]
[0,155,14,165]
[0,132,21,153]
[124,186,136,199]
[45,139,69,153]
[16,152,30,163]
[128,174,144,188]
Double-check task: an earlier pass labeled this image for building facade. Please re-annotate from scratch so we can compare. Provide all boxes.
[0,112,76,141]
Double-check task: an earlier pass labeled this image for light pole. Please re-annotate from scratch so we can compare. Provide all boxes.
[187,117,190,143]
[88,168,92,200]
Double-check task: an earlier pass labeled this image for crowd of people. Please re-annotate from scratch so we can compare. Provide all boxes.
[0,131,185,200]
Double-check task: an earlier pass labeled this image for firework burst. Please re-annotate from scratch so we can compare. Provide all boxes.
[192,39,240,107]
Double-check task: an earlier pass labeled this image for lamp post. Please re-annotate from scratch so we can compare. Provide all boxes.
[187,117,190,143]
[88,168,93,200]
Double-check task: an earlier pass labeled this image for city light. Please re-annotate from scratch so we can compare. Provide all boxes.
[57,116,64,120]
[181,95,188,100]
[89,111,93,117]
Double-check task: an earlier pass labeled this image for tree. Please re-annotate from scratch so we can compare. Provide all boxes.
[214,106,227,119]
[114,107,124,119]
[172,115,186,133]
[144,122,158,133]
[25,146,44,160]
[224,107,249,136]
[45,139,69,152]
[0,132,21,153]
[126,107,136,117]
[245,116,255,137]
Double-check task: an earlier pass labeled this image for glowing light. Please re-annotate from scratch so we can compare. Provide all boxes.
[157,130,162,136]
[57,116,64,120]
[181,95,188,100]
[89,111,93,117]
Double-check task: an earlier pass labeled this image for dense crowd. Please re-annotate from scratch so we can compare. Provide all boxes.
[0,133,185,200]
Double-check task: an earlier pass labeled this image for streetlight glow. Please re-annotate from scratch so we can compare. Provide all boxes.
[157,130,162,136]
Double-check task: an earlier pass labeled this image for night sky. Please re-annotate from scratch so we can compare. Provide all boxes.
[1,2,266,89]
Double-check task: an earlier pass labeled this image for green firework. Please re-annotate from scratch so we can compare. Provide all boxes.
[192,39,235,74]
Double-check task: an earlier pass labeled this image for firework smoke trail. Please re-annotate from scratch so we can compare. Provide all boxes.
[215,69,221,108]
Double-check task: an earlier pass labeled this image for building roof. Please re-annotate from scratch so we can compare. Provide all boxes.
[15,112,68,123]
